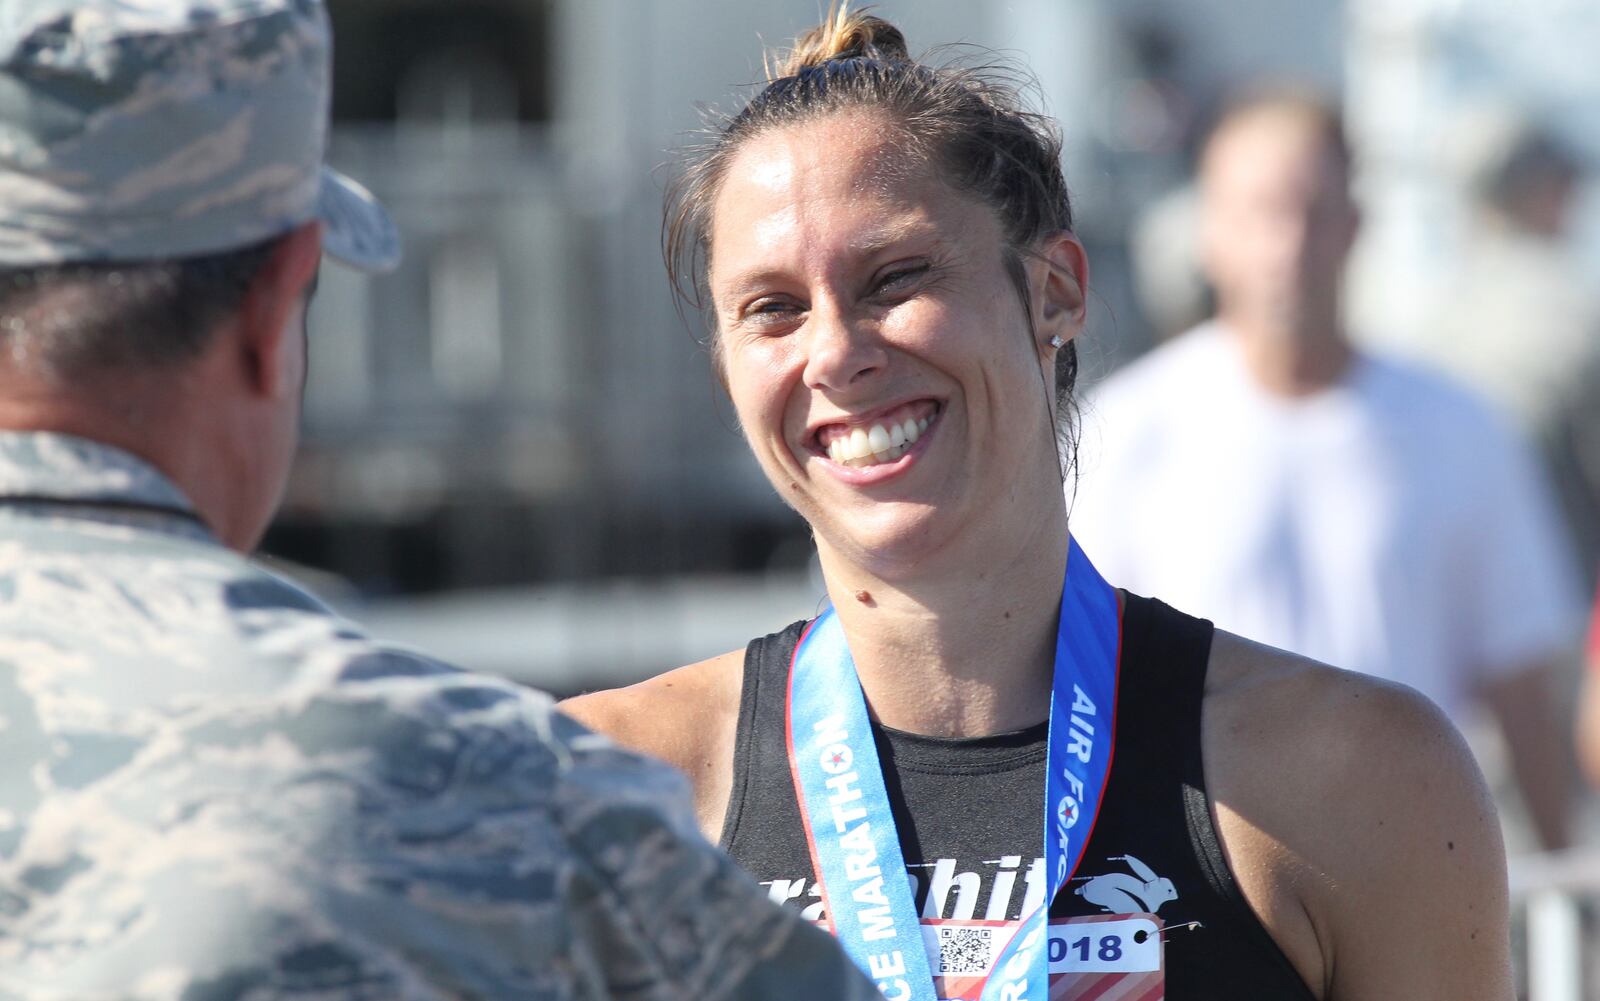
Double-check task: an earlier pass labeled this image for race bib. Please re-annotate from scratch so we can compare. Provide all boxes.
[923,914,1165,1001]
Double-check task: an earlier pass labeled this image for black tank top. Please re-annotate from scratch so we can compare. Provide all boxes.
[721,593,1315,1000]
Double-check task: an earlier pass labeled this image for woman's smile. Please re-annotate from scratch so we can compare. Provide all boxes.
[810,398,941,478]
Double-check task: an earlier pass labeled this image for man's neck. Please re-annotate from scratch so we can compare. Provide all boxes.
[1221,310,1354,397]
[0,373,234,545]
[815,505,1070,739]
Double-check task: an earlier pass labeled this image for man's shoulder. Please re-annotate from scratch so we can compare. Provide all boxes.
[1079,326,1234,464]
[1072,327,1233,506]
[0,509,360,689]
[1359,350,1512,438]
[1356,351,1545,513]
[0,512,867,999]
[1090,324,1230,408]
[0,578,823,997]
[0,506,663,803]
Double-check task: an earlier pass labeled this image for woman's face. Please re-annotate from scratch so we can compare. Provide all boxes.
[707,110,1083,575]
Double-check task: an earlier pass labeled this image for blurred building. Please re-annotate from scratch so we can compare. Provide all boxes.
[272,0,1598,598]
[268,0,1284,593]
[1347,0,1600,352]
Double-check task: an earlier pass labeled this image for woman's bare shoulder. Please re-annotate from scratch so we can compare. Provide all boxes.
[1205,628,1498,861]
[1203,630,1510,1000]
[559,650,745,773]
[1204,629,1480,788]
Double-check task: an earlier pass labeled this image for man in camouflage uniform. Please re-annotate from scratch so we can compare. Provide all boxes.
[0,2,878,998]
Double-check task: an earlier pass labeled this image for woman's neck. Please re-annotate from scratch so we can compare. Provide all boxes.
[817,506,1070,739]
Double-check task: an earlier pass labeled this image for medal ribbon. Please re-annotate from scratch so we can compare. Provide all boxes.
[786,537,1121,1001]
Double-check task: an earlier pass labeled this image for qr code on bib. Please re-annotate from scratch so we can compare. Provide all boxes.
[936,926,993,974]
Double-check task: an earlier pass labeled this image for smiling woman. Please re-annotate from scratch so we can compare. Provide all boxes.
[561,7,1514,1001]
[696,105,1084,577]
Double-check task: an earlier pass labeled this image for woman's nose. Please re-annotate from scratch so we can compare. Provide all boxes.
[801,302,888,392]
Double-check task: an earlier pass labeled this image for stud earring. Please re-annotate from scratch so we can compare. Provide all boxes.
[1047,335,1066,349]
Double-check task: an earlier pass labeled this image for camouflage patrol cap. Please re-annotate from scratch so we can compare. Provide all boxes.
[0,0,400,271]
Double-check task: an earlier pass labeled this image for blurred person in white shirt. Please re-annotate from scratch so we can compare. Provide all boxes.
[1070,87,1584,850]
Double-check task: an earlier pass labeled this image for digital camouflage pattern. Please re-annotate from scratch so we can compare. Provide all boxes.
[0,0,398,270]
[0,431,879,1000]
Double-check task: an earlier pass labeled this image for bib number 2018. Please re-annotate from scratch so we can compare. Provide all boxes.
[1046,917,1161,975]
[1065,935,1122,963]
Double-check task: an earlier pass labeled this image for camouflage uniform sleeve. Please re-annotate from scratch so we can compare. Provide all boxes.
[544,709,882,1001]
[295,647,883,1000]
[0,641,878,1000]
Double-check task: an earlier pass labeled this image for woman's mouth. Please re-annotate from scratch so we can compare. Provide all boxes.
[814,401,940,468]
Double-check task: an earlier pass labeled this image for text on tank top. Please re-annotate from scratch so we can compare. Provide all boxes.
[720,593,1315,1000]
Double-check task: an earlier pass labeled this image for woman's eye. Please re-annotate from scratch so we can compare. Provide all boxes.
[872,264,930,298]
[741,298,802,327]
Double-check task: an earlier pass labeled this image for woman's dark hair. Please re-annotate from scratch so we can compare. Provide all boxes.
[662,5,1081,453]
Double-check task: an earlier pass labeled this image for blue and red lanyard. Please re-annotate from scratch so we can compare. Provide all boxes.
[786,537,1122,1001]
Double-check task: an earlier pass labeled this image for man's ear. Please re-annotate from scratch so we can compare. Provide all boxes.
[1028,232,1089,353]
[238,222,323,398]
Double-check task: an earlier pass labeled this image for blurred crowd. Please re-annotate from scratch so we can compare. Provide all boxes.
[1077,86,1600,853]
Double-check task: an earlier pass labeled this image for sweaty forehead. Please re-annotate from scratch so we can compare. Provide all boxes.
[734,110,929,198]
[707,111,964,278]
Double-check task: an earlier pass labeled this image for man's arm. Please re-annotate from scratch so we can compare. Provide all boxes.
[0,644,878,1001]
[1578,662,1600,789]
[1479,659,1573,850]
[540,705,882,1000]
[1461,401,1583,851]
[1577,593,1600,787]
[319,652,880,1000]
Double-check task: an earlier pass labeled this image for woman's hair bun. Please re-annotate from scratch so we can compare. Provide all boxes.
[771,5,909,79]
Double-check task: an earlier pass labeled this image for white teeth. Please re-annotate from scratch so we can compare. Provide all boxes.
[824,410,935,467]
[849,427,870,459]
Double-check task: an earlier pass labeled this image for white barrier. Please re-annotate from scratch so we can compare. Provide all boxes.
[1511,851,1599,1001]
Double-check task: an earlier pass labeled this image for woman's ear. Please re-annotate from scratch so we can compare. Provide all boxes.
[1029,232,1089,353]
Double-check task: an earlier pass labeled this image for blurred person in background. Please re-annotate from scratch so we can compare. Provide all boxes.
[1418,112,1600,595]
[1069,88,1582,852]
[568,11,1514,999]
[0,2,879,998]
